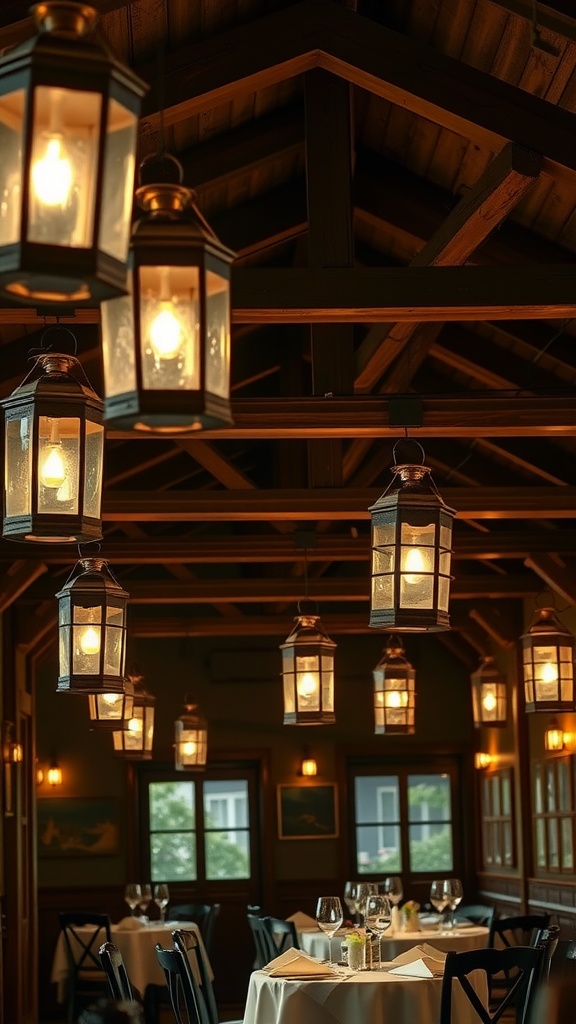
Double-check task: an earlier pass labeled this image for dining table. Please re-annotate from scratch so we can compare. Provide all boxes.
[51,918,212,1003]
[243,959,488,1024]
[297,923,490,963]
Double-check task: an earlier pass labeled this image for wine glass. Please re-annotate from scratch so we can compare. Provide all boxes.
[380,876,403,907]
[365,894,391,970]
[443,878,463,930]
[138,883,152,922]
[430,879,450,934]
[355,882,378,926]
[124,883,142,917]
[316,896,344,968]
[154,883,170,925]
[344,881,360,924]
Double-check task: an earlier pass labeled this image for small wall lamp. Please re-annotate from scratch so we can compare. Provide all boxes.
[474,752,493,770]
[47,760,63,787]
[299,749,318,777]
[544,719,573,752]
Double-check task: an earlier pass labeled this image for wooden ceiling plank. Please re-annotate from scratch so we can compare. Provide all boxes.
[475,438,568,485]
[524,552,576,604]
[97,486,576,521]
[484,0,576,45]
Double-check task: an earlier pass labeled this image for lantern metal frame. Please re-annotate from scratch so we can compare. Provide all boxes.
[55,556,129,694]
[112,683,155,759]
[471,656,508,728]
[368,442,456,632]
[0,2,147,304]
[521,606,575,713]
[2,344,104,543]
[87,675,134,729]
[100,153,236,433]
[280,600,337,726]
[372,636,416,735]
[175,697,208,771]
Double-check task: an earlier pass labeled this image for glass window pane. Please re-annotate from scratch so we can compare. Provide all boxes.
[356,824,401,874]
[205,830,250,879]
[151,831,196,882]
[150,781,195,830]
[536,819,546,868]
[355,776,399,823]
[548,818,559,868]
[408,775,451,822]
[409,823,453,872]
[561,818,573,870]
[204,779,248,828]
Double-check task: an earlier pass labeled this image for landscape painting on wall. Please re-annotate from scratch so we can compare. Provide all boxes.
[37,798,120,857]
[277,784,338,839]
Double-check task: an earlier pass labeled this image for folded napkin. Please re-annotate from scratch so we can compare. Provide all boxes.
[388,944,446,979]
[116,916,146,931]
[263,949,337,978]
[285,911,319,930]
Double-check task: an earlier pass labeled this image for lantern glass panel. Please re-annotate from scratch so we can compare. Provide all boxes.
[295,655,320,711]
[28,87,101,247]
[72,607,102,674]
[205,271,230,399]
[440,523,452,549]
[0,90,24,245]
[84,421,104,519]
[99,100,138,261]
[139,265,200,390]
[101,284,137,397]
[59,625,70,677]
[373,519,395,546]
[438,575,450,612]
[372,573,393,610]
[37,415,80,513]
[372,547,394,574]
[321,655,334,712]
[89,691,129,724]
[5,415,32,517]
[104,604,125,675]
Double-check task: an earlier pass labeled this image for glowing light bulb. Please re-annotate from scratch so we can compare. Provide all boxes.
[404,547,426,584]
[127,717,142,734]
[542,661,558,683]
[102,693,121,707]
[386,691,402,708]
[482,691,497,713]
[297,673,318,699]
[183,740,197,757]
[79,626,100,656]
[40,445,66,488]
[32,137,73,207]
[149,303,184,359]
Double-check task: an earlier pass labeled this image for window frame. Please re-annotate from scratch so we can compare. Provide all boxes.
[532,754,575,876]
[479,767,516,870]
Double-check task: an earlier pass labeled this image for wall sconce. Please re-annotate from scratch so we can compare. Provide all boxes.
[544,719,567,752]
[47,759,63,786]
[372,636,416,735]
[112,682,155,760]
[471,656,507,727]
[175,697,208,771]
[0,1,146,304]
[2,344,104,543]
[368,441,456,632]
[36,762,44,786]
[521,607,575,713]
[299,748,318,776]
[474,752,493,770]
[101,152,236,432]
[280,601,336,726]
[55,557,129,695]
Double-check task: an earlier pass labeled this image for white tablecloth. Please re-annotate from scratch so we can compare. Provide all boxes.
[298,925,489,962]
[244,964,488,1024]
[51,920,212,1002]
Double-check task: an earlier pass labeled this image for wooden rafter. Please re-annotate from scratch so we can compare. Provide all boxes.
[523,553,576,605]
[0,561,47,613]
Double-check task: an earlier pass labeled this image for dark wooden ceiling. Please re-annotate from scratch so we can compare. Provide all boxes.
[2,0,576,665]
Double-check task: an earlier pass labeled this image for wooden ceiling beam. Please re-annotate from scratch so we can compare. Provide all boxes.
[177,441,255,490]
[125,613,384,638]
[523,553,576,605]
[97,486,576,521]
[468,601,522,649]
[0,561,47,613]
[354,143,542,391]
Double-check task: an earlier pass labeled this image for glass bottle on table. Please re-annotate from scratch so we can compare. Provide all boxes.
[154,883,170,925]
[124,883,142,916]
[316,896,344,968]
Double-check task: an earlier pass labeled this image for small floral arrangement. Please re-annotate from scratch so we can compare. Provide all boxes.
[400,900,420,930]
[345,928,367,970]
[345,928,366,946]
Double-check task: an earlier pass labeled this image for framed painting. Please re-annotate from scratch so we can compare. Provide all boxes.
[37,797,120,857]
[277,784,338,839]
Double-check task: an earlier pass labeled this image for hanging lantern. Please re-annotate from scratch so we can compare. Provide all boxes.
[55,557,129,694]
[544,719,565,752]
[471,656,507,727]
[87,675,134,729]
[0,2,146,304]
[521,607,575,713]
[2,346,104,543]
[175,697,208,771]
[368,442,456,632]
[280,602,336,726]
[100,153,236,432]
[372,636,416,735]
[112,684,155,759]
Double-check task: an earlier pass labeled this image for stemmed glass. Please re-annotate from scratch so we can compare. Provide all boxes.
[365,894,392,970]
[124,883,142,917]
[443,878,463,930]
[380,876,403,907]
[316,896,344,968]
[154,883,170,925]
[344,881,360,924]
[430,879,450,934]
[355,882,378,926]
[138,883,152,922]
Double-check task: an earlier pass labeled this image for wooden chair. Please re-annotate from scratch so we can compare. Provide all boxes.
[262,917,300,955]
[247,913,277,969]
[58,912,112,1023]
[457,904,496,929]
[489,913,551,949]
[440,945,545,1024]
[533,925,561,982]
[172,928,243,1024]
[169,903,221,958]
[98,941,136,1002]
[155,944,202,1024]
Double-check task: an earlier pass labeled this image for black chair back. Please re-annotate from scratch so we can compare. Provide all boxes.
[533,925,561,982]
[247,913,277,968]
[490,913,551,949]
[457,903,496,929]
[440,945,545,1024]
[172,929,216,1024]
[98,941,134,1002]
[263,917,300,955]
[155,944,201,1024]
[59,912,112,1023]
[169,903,221,958]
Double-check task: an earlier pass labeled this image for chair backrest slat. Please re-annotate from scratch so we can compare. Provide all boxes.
[172,928,218,1024]
[59,913,112,973]
[155,944,202,1024]
[98,941,134,1002]
[263,917,300,955]
[439,945,545,1024]
[490,914,551,950]
[247,913,277,969]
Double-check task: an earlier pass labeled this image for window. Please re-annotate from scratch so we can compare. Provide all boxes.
[533,756,574,874]
[479,768,515,869]
[351,760,461,877]
[139,764,259,884]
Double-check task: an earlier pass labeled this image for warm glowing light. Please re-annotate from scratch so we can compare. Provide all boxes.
[79,626,100,655]
[404,546,425,584]
[541,661,558,683]
[127,718,142,734]
[301,758,317,777]
[385,690,408,708]
[183,740,197,756]
[149,303,185,359]
[39,445,66,488]
[102,693,121,707]
[474,752,492,770]
[47,765,63,786]
[297,673,318,699]
[482,691,497,713]
[32,137,73,207]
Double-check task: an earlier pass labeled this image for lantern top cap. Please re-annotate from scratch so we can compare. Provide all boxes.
[523,605,574,640]
[56,556,129,600]
[136,153,193,216]
[32,2,98,38]
[369,460,456,515]
[280,611,337,650]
